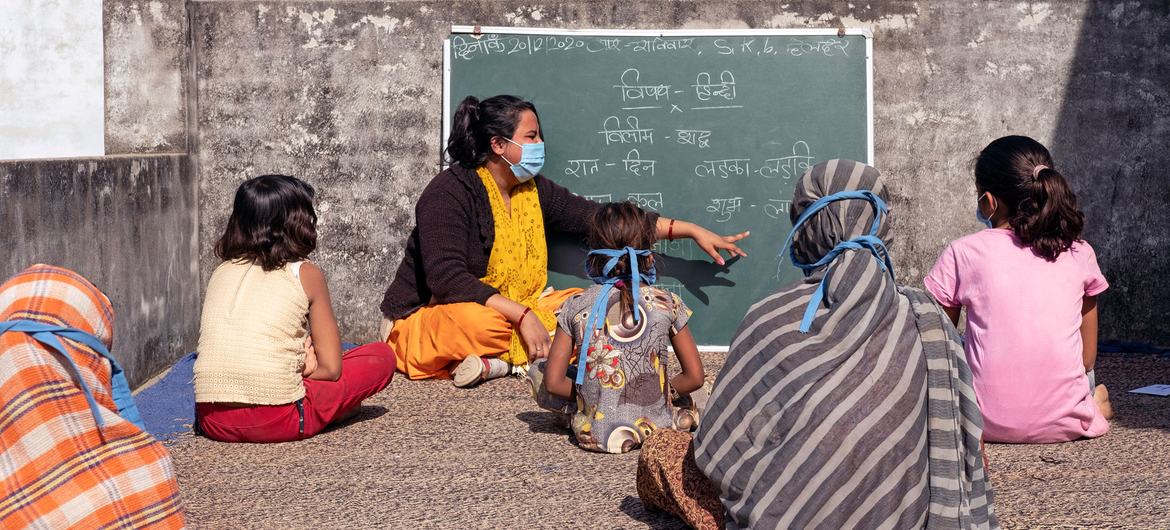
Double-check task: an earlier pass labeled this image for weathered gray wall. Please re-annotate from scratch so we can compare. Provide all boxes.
[182,1,1168,345]
[104,0,190,154]
[0,156,200,387]
[1052,0,1170,346]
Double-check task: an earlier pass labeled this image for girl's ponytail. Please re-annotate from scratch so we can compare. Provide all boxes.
[446,96,481,167]
[975,135,1084,261]
[1013,166,1084,261]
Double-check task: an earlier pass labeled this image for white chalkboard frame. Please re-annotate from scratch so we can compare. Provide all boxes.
[442,26,874,351]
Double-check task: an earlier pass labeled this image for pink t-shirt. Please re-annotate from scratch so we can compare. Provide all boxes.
[924,229,1109,443]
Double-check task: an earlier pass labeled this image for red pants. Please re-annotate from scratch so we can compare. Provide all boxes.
[196,342,395,443]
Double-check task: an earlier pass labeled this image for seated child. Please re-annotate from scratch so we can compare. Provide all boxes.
[926,135,1112,443]
[530,202,705,453]
[194,174,395,443]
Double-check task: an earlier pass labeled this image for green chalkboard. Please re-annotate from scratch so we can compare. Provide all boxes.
[444,27,872,348]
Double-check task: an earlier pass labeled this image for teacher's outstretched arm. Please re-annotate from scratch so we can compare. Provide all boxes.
[656,217,749,266]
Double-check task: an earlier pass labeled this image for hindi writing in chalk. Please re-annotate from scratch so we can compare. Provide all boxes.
[623,37,697,54]
[599,116,655,146]
[622,149,657,177]
[627,192,663,211]
[764,199,792,219]
[695,159,751,179]
[450,35,506,60]
[787,38,850,57]
[565,159,600,178]
[758,141,814,179]
[676,129,712,148]
[614,69,671,103]
[584,193,613,203]
[692,71,737,101]
[654,239,694,260]
[707,196,745,222]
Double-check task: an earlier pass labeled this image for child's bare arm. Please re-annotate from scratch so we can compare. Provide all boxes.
[669,326,704,395]
[545,329,574,398]
[1081,295,1099,373]
[299,262,342,381]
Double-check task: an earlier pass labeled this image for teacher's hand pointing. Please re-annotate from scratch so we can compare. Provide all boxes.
[661,218,749,266]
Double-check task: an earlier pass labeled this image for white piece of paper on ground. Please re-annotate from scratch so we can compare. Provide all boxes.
[1128,384,1170,397]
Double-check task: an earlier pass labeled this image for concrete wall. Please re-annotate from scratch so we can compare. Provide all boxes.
[104,0,190,154]
[106,1,1161,346]
[0,0,105,160]
[1052,0,1170,346]
[0,156,200,387]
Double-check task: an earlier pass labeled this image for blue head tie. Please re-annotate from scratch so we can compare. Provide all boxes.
[575,246,657,385]
[0,320,145,437]
[779,190,895,333]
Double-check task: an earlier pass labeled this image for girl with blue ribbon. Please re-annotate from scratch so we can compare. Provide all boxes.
[528,202,706,454]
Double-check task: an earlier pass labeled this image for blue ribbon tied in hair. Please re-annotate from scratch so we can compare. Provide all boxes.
[575,246,657,385]
[0,320,146,434]
[780,190,895,333]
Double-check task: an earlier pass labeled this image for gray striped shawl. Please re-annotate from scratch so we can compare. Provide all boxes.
[694,160,997,529]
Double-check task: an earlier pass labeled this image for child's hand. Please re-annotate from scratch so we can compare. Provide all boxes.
[302,335,318,377]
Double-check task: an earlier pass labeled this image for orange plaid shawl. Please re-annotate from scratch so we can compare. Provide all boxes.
[0,265,184,529]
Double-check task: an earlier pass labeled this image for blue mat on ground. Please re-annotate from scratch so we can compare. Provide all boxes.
[135,342,359,441]
[136,352,197,441]
[1099,340,1170,356]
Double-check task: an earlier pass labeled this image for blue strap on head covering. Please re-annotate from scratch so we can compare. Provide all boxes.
[575,246,657,385]
[0,320,145,434]
[779,190,895,334]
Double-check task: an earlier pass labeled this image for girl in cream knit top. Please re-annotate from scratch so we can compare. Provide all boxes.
[194,174,344,406]
[195,259,310,404]
[194,174,394,444]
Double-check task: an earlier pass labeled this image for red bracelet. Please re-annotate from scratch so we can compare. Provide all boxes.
[517,307,532,327]
[667,219,676,240]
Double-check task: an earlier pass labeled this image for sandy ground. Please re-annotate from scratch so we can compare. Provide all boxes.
[165,353,1170,529]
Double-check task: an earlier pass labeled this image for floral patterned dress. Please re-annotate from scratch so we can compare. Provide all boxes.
[552,284,692,453]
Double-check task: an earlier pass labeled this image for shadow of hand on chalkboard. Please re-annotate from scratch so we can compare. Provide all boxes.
[546,233,738,306]
[657,255,739,306]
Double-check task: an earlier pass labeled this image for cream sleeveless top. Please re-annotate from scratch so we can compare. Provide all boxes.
[194,260,310,404]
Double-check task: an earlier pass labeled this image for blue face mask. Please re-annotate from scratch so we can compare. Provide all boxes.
[502,138,544,182]
[976,193,995,229]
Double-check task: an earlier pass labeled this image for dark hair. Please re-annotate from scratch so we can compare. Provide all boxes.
[975,135,1084,261]
[215,174,318,271]
[446,95,539,168]
[587,202,658,314]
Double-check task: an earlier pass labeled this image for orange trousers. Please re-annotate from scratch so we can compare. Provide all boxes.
[387,288,580,380]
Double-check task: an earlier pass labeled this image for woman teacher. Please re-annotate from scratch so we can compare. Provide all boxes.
[379,94,747,387]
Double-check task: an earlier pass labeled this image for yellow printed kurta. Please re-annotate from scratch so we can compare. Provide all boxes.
[476,166,556,366]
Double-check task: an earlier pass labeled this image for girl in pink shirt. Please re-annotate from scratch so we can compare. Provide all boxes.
[925,135,1113,443]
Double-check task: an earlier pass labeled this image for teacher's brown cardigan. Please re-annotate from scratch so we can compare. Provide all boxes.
[380,163,603,321]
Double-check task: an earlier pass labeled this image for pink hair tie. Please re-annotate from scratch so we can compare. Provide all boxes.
[1032,165,1049,178]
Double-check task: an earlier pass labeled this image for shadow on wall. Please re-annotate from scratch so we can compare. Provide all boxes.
[1051,1,1170,346]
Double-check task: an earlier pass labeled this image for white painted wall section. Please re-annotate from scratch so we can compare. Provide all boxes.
[0,0,104,160]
